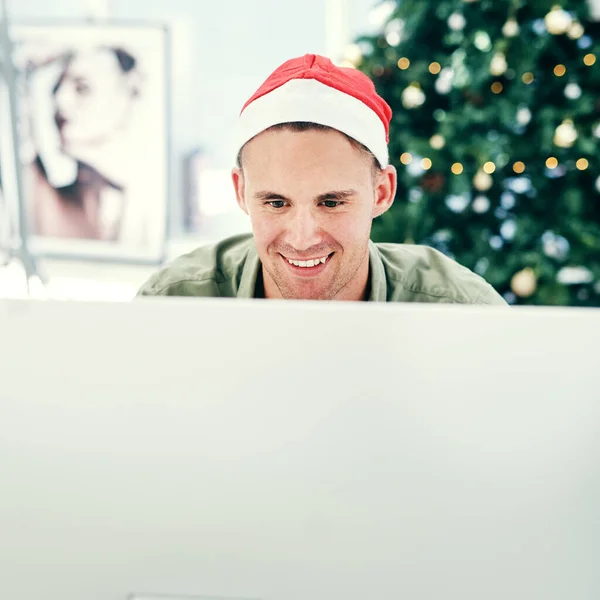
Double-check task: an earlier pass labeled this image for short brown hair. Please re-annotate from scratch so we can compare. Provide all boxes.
[236,121,382,179]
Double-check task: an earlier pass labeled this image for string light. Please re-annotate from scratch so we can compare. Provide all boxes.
[429,61,441,74]
[522,72,535,84]
[491,82,503,94]
[396,157,599,173]
[554,64,567,76]
[584,53,596,66]
[397,57,410,70]
[576,158,589,170]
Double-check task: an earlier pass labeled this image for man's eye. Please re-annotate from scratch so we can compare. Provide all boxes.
[267,200,286,209]
[322,200,343,208]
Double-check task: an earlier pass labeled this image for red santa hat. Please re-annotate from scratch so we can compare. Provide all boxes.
[235,54,392,167]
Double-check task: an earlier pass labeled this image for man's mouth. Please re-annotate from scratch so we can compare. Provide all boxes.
[280,252,334,273]
[285,253,333,268]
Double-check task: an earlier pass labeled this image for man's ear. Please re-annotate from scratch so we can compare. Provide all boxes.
[372,165,397,219]
[231,167,248,215]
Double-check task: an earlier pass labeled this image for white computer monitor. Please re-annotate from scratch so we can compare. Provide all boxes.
[1,298,600,600]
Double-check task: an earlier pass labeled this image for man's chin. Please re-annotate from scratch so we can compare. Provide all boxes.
[287,292,330,301]
[278,280,335,301]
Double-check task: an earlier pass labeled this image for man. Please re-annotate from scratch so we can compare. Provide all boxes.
[138,54,506,305]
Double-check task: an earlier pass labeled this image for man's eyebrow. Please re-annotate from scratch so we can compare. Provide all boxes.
[316,189,357,201]
[254,191,289,201]
[253,189,358,202]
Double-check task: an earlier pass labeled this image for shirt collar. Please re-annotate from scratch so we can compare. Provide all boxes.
[237,242,261,298]
[367,240,387,301]
[237,239,388,302]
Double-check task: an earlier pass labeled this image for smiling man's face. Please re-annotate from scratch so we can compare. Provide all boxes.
[232,126,396,300]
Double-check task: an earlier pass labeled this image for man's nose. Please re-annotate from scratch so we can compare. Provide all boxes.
[286,206,321,252]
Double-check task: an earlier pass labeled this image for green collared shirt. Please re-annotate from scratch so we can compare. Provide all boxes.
[137,233,507,305]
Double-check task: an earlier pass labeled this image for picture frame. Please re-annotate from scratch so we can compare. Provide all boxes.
[4,20,170,263]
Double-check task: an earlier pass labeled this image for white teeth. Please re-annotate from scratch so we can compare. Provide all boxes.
[287,255,329,268]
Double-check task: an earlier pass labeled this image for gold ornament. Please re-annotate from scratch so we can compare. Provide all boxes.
[544,6,572,35]
[554,119,578,148]
[567,21,585,39]
[511,268,537,298]
[489,52,508,76]
[430,134,446,149]
[473,169,493,191]
[402,83,426,109]
[502,19,520,37]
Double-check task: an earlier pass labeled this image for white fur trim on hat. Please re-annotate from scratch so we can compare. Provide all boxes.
[235,78,389,167]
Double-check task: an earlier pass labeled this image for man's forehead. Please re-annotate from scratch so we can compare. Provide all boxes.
[242,128,372,170]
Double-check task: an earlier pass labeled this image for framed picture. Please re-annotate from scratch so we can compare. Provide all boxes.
[0,73,19,261]
[182,146,203,233]
[5,21,170,262]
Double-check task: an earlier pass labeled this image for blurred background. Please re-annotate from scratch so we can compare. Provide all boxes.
[0,0,599,305]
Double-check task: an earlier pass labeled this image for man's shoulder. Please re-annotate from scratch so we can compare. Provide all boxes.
[374,242,507,305]
[137,233,254,297]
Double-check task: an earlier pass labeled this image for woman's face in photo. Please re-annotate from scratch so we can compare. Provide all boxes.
[53,48,137,149]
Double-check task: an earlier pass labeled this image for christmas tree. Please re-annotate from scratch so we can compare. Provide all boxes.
[349,0,600,306]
